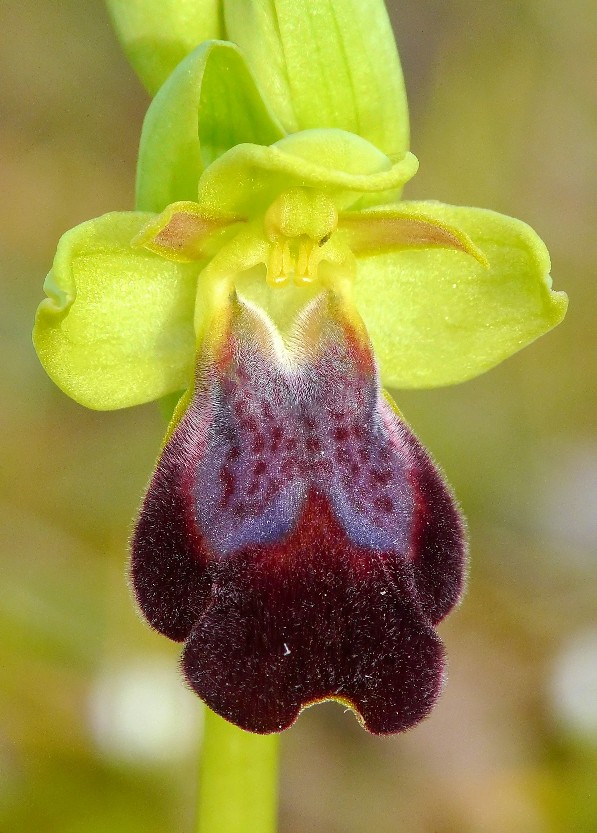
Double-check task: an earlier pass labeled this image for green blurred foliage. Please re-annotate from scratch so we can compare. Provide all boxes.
[0,1,595,831]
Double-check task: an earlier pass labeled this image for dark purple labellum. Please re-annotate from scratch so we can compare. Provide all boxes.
[131,292,466,734]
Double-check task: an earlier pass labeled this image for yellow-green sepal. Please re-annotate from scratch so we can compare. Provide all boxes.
[136,40,286,213]
[33,212,199,410]
[195,129,419,217]
[224,0,409,158]
[353,201,568,388]
[105,0,223,95]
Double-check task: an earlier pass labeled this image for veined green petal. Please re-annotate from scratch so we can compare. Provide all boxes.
[33,213,199,410]
[224,0,409,158]
[136,41,285,212]
[354,202,568,388]
[196,129,419,217]
[105,0,223,95]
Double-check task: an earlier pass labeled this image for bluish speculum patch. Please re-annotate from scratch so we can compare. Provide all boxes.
[193,294,413,555]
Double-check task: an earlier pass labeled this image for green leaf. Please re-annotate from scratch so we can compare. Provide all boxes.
[33,213,199,410]
[224,0,409,158]
[353,201,568,388]
[105,0,223,95]
[195,129,419,217]
[136,40,285,213]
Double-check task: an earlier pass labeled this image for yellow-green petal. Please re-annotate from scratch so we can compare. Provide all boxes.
[224,0,409,158]
[33,212,199,410]
[338,207,488,266]
[354,201,568,388]
[136,40,285,213]
[105,0,223,95]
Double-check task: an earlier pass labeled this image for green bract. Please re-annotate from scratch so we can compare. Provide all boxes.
[34,0,566,412]
[106,0,409,157]
[105,0,223,95]
[135,41,285,212]
[222,0,409,157]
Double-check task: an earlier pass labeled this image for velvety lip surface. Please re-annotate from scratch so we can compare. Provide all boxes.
[131,292,466,734]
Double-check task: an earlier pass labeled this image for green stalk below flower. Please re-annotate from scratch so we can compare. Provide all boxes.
[197,707,279,833]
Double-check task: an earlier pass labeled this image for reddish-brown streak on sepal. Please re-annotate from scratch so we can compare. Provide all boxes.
[130,291,466,733]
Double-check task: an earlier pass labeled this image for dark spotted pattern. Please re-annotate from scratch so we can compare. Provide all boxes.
[193,296,413,556]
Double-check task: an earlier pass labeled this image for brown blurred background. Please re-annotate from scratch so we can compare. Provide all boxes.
[1,1,596,831]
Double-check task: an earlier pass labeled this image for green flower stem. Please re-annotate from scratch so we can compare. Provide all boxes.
[197,707,280,833]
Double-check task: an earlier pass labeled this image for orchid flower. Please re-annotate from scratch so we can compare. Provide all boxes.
[33,0,566,736]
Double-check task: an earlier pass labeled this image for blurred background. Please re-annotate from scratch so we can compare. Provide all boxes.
[1,1,595,831]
